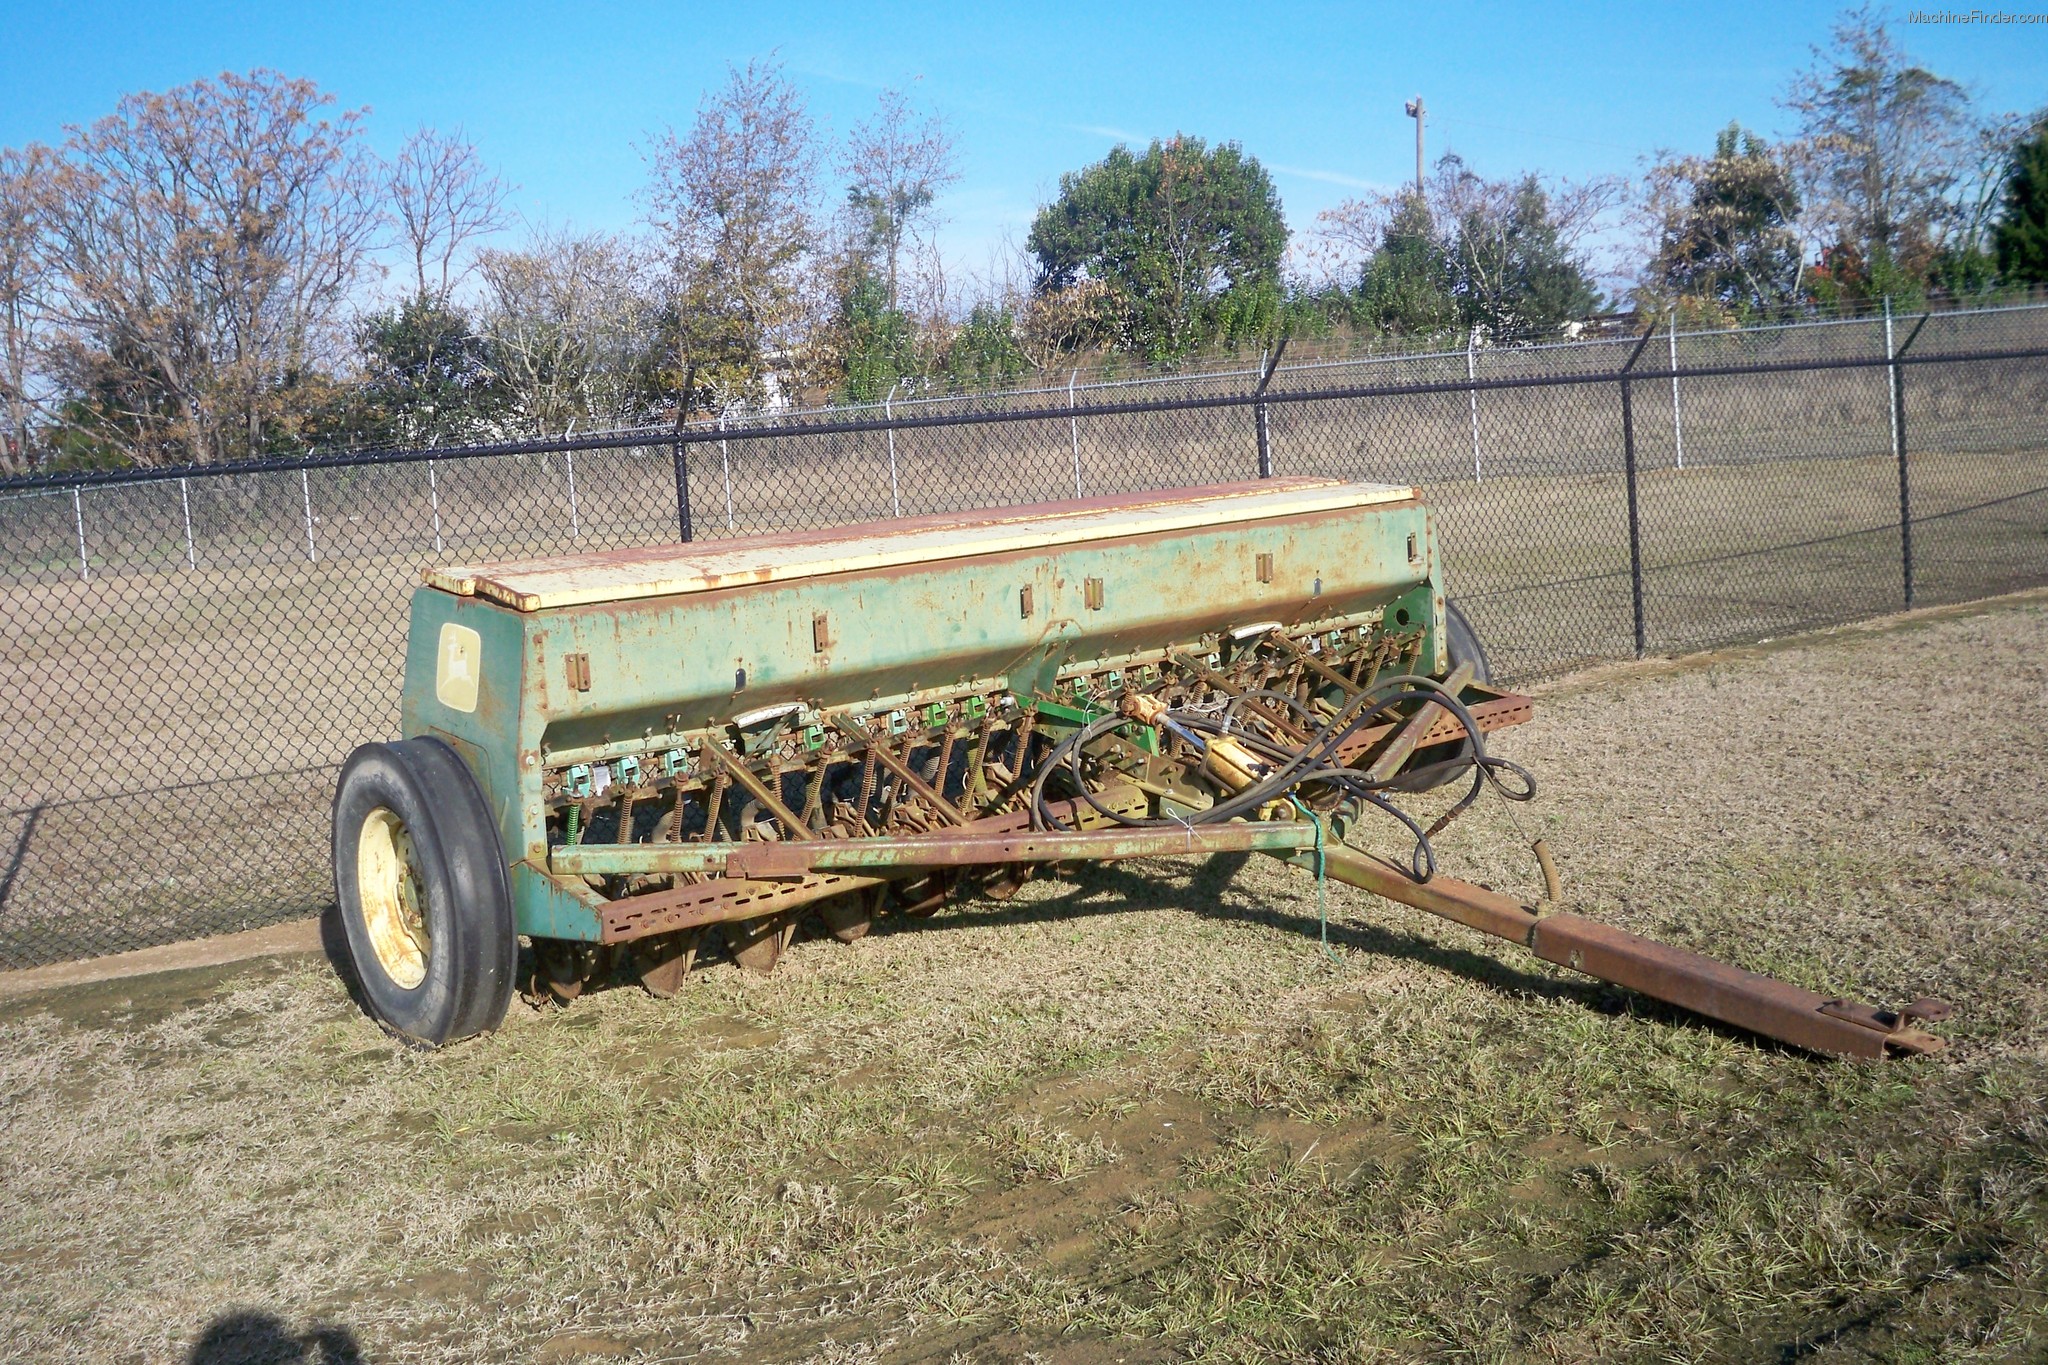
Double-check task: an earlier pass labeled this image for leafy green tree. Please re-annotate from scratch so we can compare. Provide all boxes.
[1211,276,1284,349]
[940,303,1028,390]
[1357,195,1458,336]
[834,266,916,404]
[1993,121,2048,286]
[1027,136,1287,360]
[1647,124,1804,318]
[352,294,503,445]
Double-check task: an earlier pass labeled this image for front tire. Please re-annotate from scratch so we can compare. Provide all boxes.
[332,737,516,1046]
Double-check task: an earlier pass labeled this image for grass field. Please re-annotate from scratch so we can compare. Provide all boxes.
[2,594,2044,1363]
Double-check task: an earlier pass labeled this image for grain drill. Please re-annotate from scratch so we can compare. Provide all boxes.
[331,478,1948,1057]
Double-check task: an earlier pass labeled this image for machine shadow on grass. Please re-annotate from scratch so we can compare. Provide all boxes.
[1014,857,1839,1057]
[462,851,1810,1059]
[186,1310,362,1365]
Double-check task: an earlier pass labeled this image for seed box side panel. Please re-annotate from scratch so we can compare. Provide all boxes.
[397,479,1438,944]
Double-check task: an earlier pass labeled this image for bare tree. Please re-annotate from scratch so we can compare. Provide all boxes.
[1780,7,1981,281]
[1304,159,1482,287]
[1017,278,1121,368]
[842,88,958,310]
[475,227,664,432]
[45,70,382,464]
[390,126,513,300]
[1955,109,2033,255]
[645,59,819,413]
[0,144,56,473]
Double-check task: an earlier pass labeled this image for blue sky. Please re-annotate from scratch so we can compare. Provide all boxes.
[3,1,2043,292]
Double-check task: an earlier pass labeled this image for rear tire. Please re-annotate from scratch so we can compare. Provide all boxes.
[332,737,516,1046]
[1444,599,1491,684]
[1386,600,1493,793]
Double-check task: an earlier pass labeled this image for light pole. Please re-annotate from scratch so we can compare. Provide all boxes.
[1403,96,1425,195]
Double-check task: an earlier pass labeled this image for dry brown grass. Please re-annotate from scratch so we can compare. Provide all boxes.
[1,590,2045,1365]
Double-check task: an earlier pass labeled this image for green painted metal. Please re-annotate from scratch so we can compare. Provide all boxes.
[396,492,1441,942]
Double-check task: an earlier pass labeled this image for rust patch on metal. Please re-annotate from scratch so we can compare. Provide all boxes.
[595,788,1143,942]
[1331,691,1533,765]
[602,871,882,942]
[1317,846,1542,944]
[699,739,815,839]
[1360,661,1474,783]
[1529,913,1946,1059]
[723,821,1317,879]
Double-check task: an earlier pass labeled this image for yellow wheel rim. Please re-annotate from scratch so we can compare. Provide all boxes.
[357,807,429,989]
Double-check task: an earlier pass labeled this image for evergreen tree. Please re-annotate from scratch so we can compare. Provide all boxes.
[1649,124,1804,318]
[1993,122,2048,286]
[1357,195,1458,336]
[1455,177,1600,336]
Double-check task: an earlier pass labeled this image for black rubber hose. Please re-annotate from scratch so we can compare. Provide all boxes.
[1027,672,1536,884]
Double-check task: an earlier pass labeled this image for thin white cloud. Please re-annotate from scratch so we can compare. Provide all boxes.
[1268,164,1387,192]
[1066,123,1149,144]
[785,61,890,93]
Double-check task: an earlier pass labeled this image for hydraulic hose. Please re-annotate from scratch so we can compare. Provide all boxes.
[1029,672,1535,883]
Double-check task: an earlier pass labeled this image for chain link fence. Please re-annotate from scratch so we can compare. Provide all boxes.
[4,302,2046,968]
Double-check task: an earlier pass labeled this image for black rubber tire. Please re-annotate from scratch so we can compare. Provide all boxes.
[1444,599,1491,685]
[1384,600,1493,793]
[331,737,516,1046]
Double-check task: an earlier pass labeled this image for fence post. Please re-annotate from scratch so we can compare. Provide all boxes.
[179,477,196,569]
[719,407,735,532]
[1620,324,1657,658]
[1668,320,1685,471]
[72,486,88,582]
[672,417,694,544]
[1254,336,1289,478]
[1465,334,1482,483]
[1888,303,1932,610]
[1068,369,1083,497]
[300,469,316,562]
[427,460,444,556]
[884,380,902,517]
[1883,298,1899,465]
[564,420,581,541]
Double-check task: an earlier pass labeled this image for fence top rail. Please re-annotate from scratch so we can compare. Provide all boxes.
[5,322,2045,497]
[808,295,2048,409]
